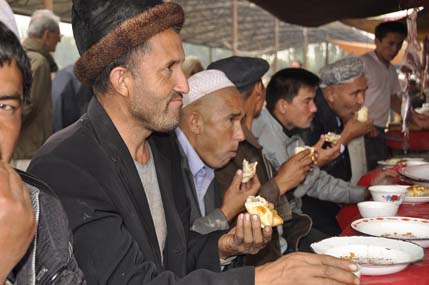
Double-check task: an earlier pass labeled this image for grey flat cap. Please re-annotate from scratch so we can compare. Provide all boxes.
[319,57,364,87]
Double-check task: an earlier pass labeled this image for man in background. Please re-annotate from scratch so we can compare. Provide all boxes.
[13,9,61,170]
[361,21,407,170]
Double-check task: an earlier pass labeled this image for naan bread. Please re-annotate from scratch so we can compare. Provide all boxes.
[324,132,341,144]
[242,159,258,183]
[407,185,429,197]
[245,196,283,228]
[357,106,368,122]
[294,146,316,163]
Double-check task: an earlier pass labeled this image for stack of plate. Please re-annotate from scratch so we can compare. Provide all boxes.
[398,165,429,204]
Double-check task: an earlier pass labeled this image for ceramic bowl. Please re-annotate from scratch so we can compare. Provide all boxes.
[357,201,399,218]
[368,185,408,205]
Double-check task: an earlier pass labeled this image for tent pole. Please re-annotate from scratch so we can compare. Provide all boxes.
[43,0,53,10]
[325,41,329,65]
[303,27,308,69]
[273,18,279,72]
[232,0,238,55]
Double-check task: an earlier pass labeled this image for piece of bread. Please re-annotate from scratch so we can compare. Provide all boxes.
[357,106,368,122]
[245,196,284,228]
[294,146,316,163]
[407,185,429,197]
[242,159,258,183]
[324,132,341,144]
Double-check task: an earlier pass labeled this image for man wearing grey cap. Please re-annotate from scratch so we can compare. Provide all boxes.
[300,57,373,235]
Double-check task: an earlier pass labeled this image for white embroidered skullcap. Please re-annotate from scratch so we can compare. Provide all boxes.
[183,69,235,108]
[0,0,20,38]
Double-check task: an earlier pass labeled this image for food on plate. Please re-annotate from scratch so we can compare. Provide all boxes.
[407,185,429,197]
[242,159,258,183]
[324,132,341,144]
[245,195,283,228]
[340,252,393,264]
[357,106,368,122]
[294,146,316,163]
[383,158,407,166]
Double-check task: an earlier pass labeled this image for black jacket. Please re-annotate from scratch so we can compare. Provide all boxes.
[301,89,352,181]
[28,98,254,284]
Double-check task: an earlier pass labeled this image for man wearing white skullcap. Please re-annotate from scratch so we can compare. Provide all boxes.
[176,70,273,261]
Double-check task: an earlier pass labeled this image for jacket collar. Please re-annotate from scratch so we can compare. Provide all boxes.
[22,38,58,73]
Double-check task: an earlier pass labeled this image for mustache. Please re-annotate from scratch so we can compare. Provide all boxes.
[171,92,183,101]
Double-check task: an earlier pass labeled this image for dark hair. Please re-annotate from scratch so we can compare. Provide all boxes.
[375,21,407,40]
[0,21,32,100]
[266,68,319,113]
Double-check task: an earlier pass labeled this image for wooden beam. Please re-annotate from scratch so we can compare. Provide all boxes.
[43,0,53,11]
[273,18,279,72]
[232,0,238,55]
[303,27,308,69]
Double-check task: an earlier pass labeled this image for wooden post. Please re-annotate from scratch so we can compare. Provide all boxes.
[43,0,54,10]
[303,28,308,69]
[273,18,279,72]
[232,0,238,55]
[325,41,329,65]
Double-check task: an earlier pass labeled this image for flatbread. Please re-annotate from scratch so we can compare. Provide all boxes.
[407,185,429,197]
[357,106,368,122]
[245,196,283,228]
[324,132,341,144]
[242,159,258,183]
[294,146,316,163]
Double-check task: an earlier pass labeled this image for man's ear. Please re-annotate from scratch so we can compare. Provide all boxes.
[188,110,203,135]
[109,66,130,97]
[277,98,289,115]
[324,86,336,103]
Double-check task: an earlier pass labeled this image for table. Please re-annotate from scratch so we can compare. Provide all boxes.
[338,202,429,284]
[386,130,429,151]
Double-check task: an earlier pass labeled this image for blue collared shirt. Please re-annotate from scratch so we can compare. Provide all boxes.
[176,128,215,216]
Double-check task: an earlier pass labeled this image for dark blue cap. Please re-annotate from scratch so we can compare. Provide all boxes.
[207,56,269,92]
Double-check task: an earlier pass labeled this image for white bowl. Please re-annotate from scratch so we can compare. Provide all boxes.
[368,185,408,205]
[357,201,399,218]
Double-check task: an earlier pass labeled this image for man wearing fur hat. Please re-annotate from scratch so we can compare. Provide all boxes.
[29,1,361,284]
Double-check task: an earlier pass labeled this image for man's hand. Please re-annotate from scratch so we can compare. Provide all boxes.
[0,162,35,283]
[274,150,313,195]
[312,135,341,167]
[370,169,399,186]
[255,252,360,285]
[218,213,272,259]
[341,117,373,143]
[220,170,260,222]
[411,110,429,129]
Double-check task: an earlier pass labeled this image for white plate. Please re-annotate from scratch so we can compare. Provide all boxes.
[378,157,425,166]
[311,236,425,276]
[399,165,429,182]
[404,195,429,204]
[352,217,429,247]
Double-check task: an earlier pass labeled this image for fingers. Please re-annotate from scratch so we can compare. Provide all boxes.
[303,253,358,272]
[313,135,325,149]
[262,225,272,244]
[230,169,243,189]
[309,264,359,285]
[242,214,254,246]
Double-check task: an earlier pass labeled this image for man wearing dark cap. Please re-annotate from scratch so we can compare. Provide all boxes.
[28,1,362,284]
[299,57,373,236]
[209,56,315,258]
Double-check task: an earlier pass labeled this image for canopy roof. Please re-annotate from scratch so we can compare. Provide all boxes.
[7,0,376,53]
[248,0,425,27]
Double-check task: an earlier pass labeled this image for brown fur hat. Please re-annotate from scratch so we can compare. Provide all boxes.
[72,0,184,86]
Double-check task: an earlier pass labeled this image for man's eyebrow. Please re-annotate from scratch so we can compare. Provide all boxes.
[0,94,23,101]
